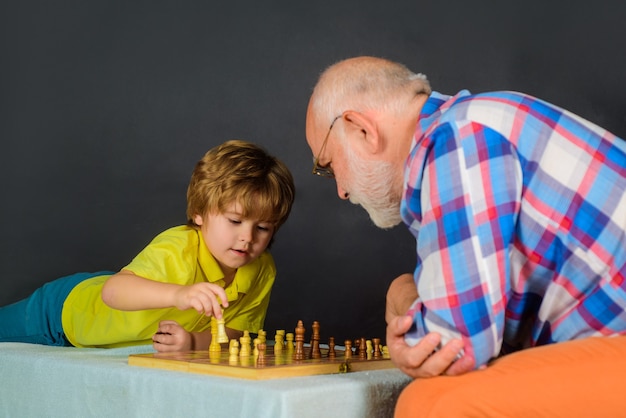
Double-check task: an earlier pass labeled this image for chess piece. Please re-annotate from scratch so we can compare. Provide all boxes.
[258,329,267,345]
[328,336,336,358]
[274,331,284,355]
[373,338,382,359]
[257,342,267,365]
[209,317,221,353]
[311,321,321,359]
[359,337,367,359]
[294,320,305,360]
[366,339,373,359]
[228,339,239,365]
[240,331,251,357]
[344,340,353,358]
[216,318,229,343]
[229,339,240,356]
[253,337,260,357]
[382,345,390,359]
[276,330,286,348]
[285,332,295,352]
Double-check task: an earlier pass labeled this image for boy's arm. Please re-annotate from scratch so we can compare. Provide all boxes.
[102,270,228,317]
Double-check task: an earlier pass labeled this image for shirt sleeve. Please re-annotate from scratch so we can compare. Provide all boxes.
[404,120,523,367]
[123,230,197,285]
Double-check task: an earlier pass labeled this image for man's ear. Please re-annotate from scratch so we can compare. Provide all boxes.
[341,110,382,154]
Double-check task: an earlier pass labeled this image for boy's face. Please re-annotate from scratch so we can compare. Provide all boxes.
[193,201,275,277]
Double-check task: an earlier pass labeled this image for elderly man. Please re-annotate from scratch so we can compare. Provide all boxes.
[306,56,626,416]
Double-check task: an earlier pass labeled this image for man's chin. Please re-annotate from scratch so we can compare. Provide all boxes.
[359,204,402,229]
[370,215,402,229]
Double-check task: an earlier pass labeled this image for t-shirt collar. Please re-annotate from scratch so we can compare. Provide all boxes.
[196,231,254,301]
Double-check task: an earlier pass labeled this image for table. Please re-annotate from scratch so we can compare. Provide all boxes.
[0,342,411,418]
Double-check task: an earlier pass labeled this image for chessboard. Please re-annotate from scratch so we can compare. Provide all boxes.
[129,320,395,380]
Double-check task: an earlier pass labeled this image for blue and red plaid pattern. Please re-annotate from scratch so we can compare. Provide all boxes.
[402,90,626,367]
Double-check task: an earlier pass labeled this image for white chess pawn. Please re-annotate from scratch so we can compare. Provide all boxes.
[229,339,240,356]
[276,330,286,348]
[285,332,295,352]
[253,337,261,356]
[274,332,284,354]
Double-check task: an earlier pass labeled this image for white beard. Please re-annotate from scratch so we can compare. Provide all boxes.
[345,147,403,229]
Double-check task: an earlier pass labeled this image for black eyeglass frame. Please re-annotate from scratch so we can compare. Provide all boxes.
[311,114,342,178]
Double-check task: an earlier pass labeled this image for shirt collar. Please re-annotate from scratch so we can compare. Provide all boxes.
[195,230,256,302]
[410,90,471,158]
[417,90,472,136]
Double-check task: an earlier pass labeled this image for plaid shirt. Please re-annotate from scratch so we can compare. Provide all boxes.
[402,90,626,367]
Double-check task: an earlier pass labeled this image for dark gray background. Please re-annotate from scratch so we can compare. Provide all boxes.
[2,1,625,343]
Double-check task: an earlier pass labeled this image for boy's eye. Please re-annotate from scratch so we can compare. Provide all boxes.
[257,225,270,232]
[228,218,242,224]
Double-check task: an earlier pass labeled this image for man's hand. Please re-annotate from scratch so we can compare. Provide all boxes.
[153,320,193,352]
[387,314,475,378]
[385,273,475,378]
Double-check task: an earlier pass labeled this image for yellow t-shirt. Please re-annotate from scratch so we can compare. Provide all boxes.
[61,225,276,348]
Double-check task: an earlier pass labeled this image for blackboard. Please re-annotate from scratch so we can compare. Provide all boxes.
[2,0,625,343]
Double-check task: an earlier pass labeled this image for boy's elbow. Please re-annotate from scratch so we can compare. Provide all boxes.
[100,278,117,307]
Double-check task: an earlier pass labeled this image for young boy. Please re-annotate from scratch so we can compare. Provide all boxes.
[0,140,295,352]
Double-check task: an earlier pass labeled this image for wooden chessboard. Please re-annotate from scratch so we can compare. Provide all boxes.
[129,347,394,380]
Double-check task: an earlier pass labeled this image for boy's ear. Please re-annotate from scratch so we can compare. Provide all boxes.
[341,110,382,154]
[193,214,204,226]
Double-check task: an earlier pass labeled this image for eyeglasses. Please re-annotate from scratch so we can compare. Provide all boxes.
[311,115,341,178]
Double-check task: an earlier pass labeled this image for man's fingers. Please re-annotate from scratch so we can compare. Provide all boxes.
[392,335,468,379]
[394,333,440,376]
[417,338,463,376]
[445,349,475,376]
[386,313,474,379]
[394,315,414,335]
[386,315,413,347]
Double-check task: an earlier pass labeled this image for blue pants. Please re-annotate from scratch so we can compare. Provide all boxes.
[0,271,113,346]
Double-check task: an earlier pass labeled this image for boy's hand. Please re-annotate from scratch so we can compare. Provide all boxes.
[173,283,229,318]
[153,320,192,352]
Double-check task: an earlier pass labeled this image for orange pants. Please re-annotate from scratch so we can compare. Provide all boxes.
[395,336,626,417]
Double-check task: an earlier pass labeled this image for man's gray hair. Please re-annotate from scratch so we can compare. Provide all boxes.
[310,57,432,125]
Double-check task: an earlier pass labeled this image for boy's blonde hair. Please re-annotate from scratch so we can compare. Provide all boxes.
[187,140,295,232]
